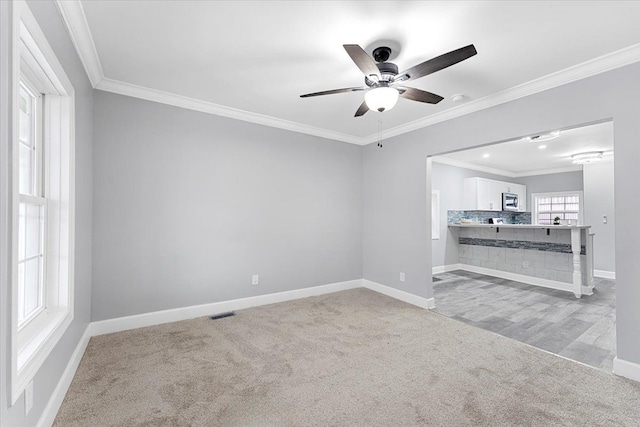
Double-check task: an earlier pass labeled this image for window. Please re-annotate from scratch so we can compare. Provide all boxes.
[17,78,46,328]
[9,0,76,405]
[532,192,583,225]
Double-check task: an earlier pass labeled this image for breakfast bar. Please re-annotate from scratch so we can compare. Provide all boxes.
[448,224,595,298]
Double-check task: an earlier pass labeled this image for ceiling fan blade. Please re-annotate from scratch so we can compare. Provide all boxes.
[343,44,381,79]
[354,100,369,117]
[395,44,477,83]
[300,87,367,98]
[398,87,444,104]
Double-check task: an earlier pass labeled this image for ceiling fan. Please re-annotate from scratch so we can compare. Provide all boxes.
[300,43,477,117]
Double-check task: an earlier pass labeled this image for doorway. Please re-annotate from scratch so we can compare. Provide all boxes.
[429,121,616,371]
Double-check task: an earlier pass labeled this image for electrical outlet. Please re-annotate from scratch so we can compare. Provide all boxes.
[25,380,34,416]
[523,261,529,269]
[603,215,608,224]
[400,272,405,282]
[251,274,259,285]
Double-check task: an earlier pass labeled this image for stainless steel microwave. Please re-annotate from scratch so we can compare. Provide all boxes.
[502,193,519,211]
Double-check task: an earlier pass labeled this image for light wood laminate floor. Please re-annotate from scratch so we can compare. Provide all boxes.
[433,270,616,371]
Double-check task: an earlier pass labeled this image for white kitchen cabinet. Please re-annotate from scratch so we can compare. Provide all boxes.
[489,180,506,211]
[464,177,497,211]
[463,177,527,211]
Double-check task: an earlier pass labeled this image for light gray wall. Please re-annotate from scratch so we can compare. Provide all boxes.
[431,161,518,268]
[0,1,93,426]
[583,161,615,273]
[515,170,584,202]
[362,63,640,367]
[92,91,362,321]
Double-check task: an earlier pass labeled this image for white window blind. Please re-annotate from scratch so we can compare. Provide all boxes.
[534,193,581,225]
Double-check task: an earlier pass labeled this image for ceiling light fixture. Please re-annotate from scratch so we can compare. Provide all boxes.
[571,151,603,164]
[538,145,547,149]
[525,130,560,143]
[364,86,399,112]
[482,153,490,158]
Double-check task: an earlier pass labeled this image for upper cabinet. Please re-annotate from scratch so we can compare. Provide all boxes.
[463,177,527,211]
[464,177,494,210]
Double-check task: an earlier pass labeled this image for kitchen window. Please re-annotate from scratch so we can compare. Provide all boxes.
[532,192,583,225]
[9,0,76,404]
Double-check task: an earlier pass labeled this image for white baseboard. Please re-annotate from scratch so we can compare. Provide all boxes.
[432,264,462,275]
[362,279,435,309]
[33,279,639,427]
[36,324,92,427]
[458,264,577,293]
[92,279,363,336]
[613,357,640,382]
[91,277,439,337]
[38,277,439,426]
[594,269,616,279]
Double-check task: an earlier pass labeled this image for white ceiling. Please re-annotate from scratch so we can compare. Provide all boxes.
[63,1,640,144]
[433,121,614,176]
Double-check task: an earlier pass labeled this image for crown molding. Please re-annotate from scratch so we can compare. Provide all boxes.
[55,0,104,87]
[432,156,583,178]
[96,78,363,145]
[56,1,640,146]
[432,156,518,178]
[514,165,583,178]
[363,42,640,145]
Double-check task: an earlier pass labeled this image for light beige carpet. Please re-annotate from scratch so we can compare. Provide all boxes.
[54,288,640,426]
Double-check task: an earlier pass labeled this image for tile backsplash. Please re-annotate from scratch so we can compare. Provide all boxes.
[448,210,532,225]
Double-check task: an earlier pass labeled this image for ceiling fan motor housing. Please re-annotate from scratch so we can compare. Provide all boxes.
[365,62,399,86]
[376,62,398,75]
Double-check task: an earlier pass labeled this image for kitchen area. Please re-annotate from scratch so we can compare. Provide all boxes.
[430,121,616,371]
[449,176,594,299]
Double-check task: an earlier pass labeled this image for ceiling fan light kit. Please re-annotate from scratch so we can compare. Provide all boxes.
[365,86,399,112]
[300,43,477,117]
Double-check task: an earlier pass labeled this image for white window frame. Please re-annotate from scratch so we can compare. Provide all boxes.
[531,191,584,226]
[9,0,76,405]
[16,75,47,330]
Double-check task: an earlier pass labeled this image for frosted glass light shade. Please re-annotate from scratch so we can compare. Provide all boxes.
[365,87,399,112]
[571,151,603,164]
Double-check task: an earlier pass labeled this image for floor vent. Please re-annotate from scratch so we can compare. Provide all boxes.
[210,312,236,321]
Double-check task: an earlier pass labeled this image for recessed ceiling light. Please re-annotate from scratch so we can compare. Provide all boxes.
[571,151,603,164]
[525,130,560,143]
[538,145,547,149]
[482,153,490,158]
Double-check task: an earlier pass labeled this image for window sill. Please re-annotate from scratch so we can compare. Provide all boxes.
[12,310,73,405]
